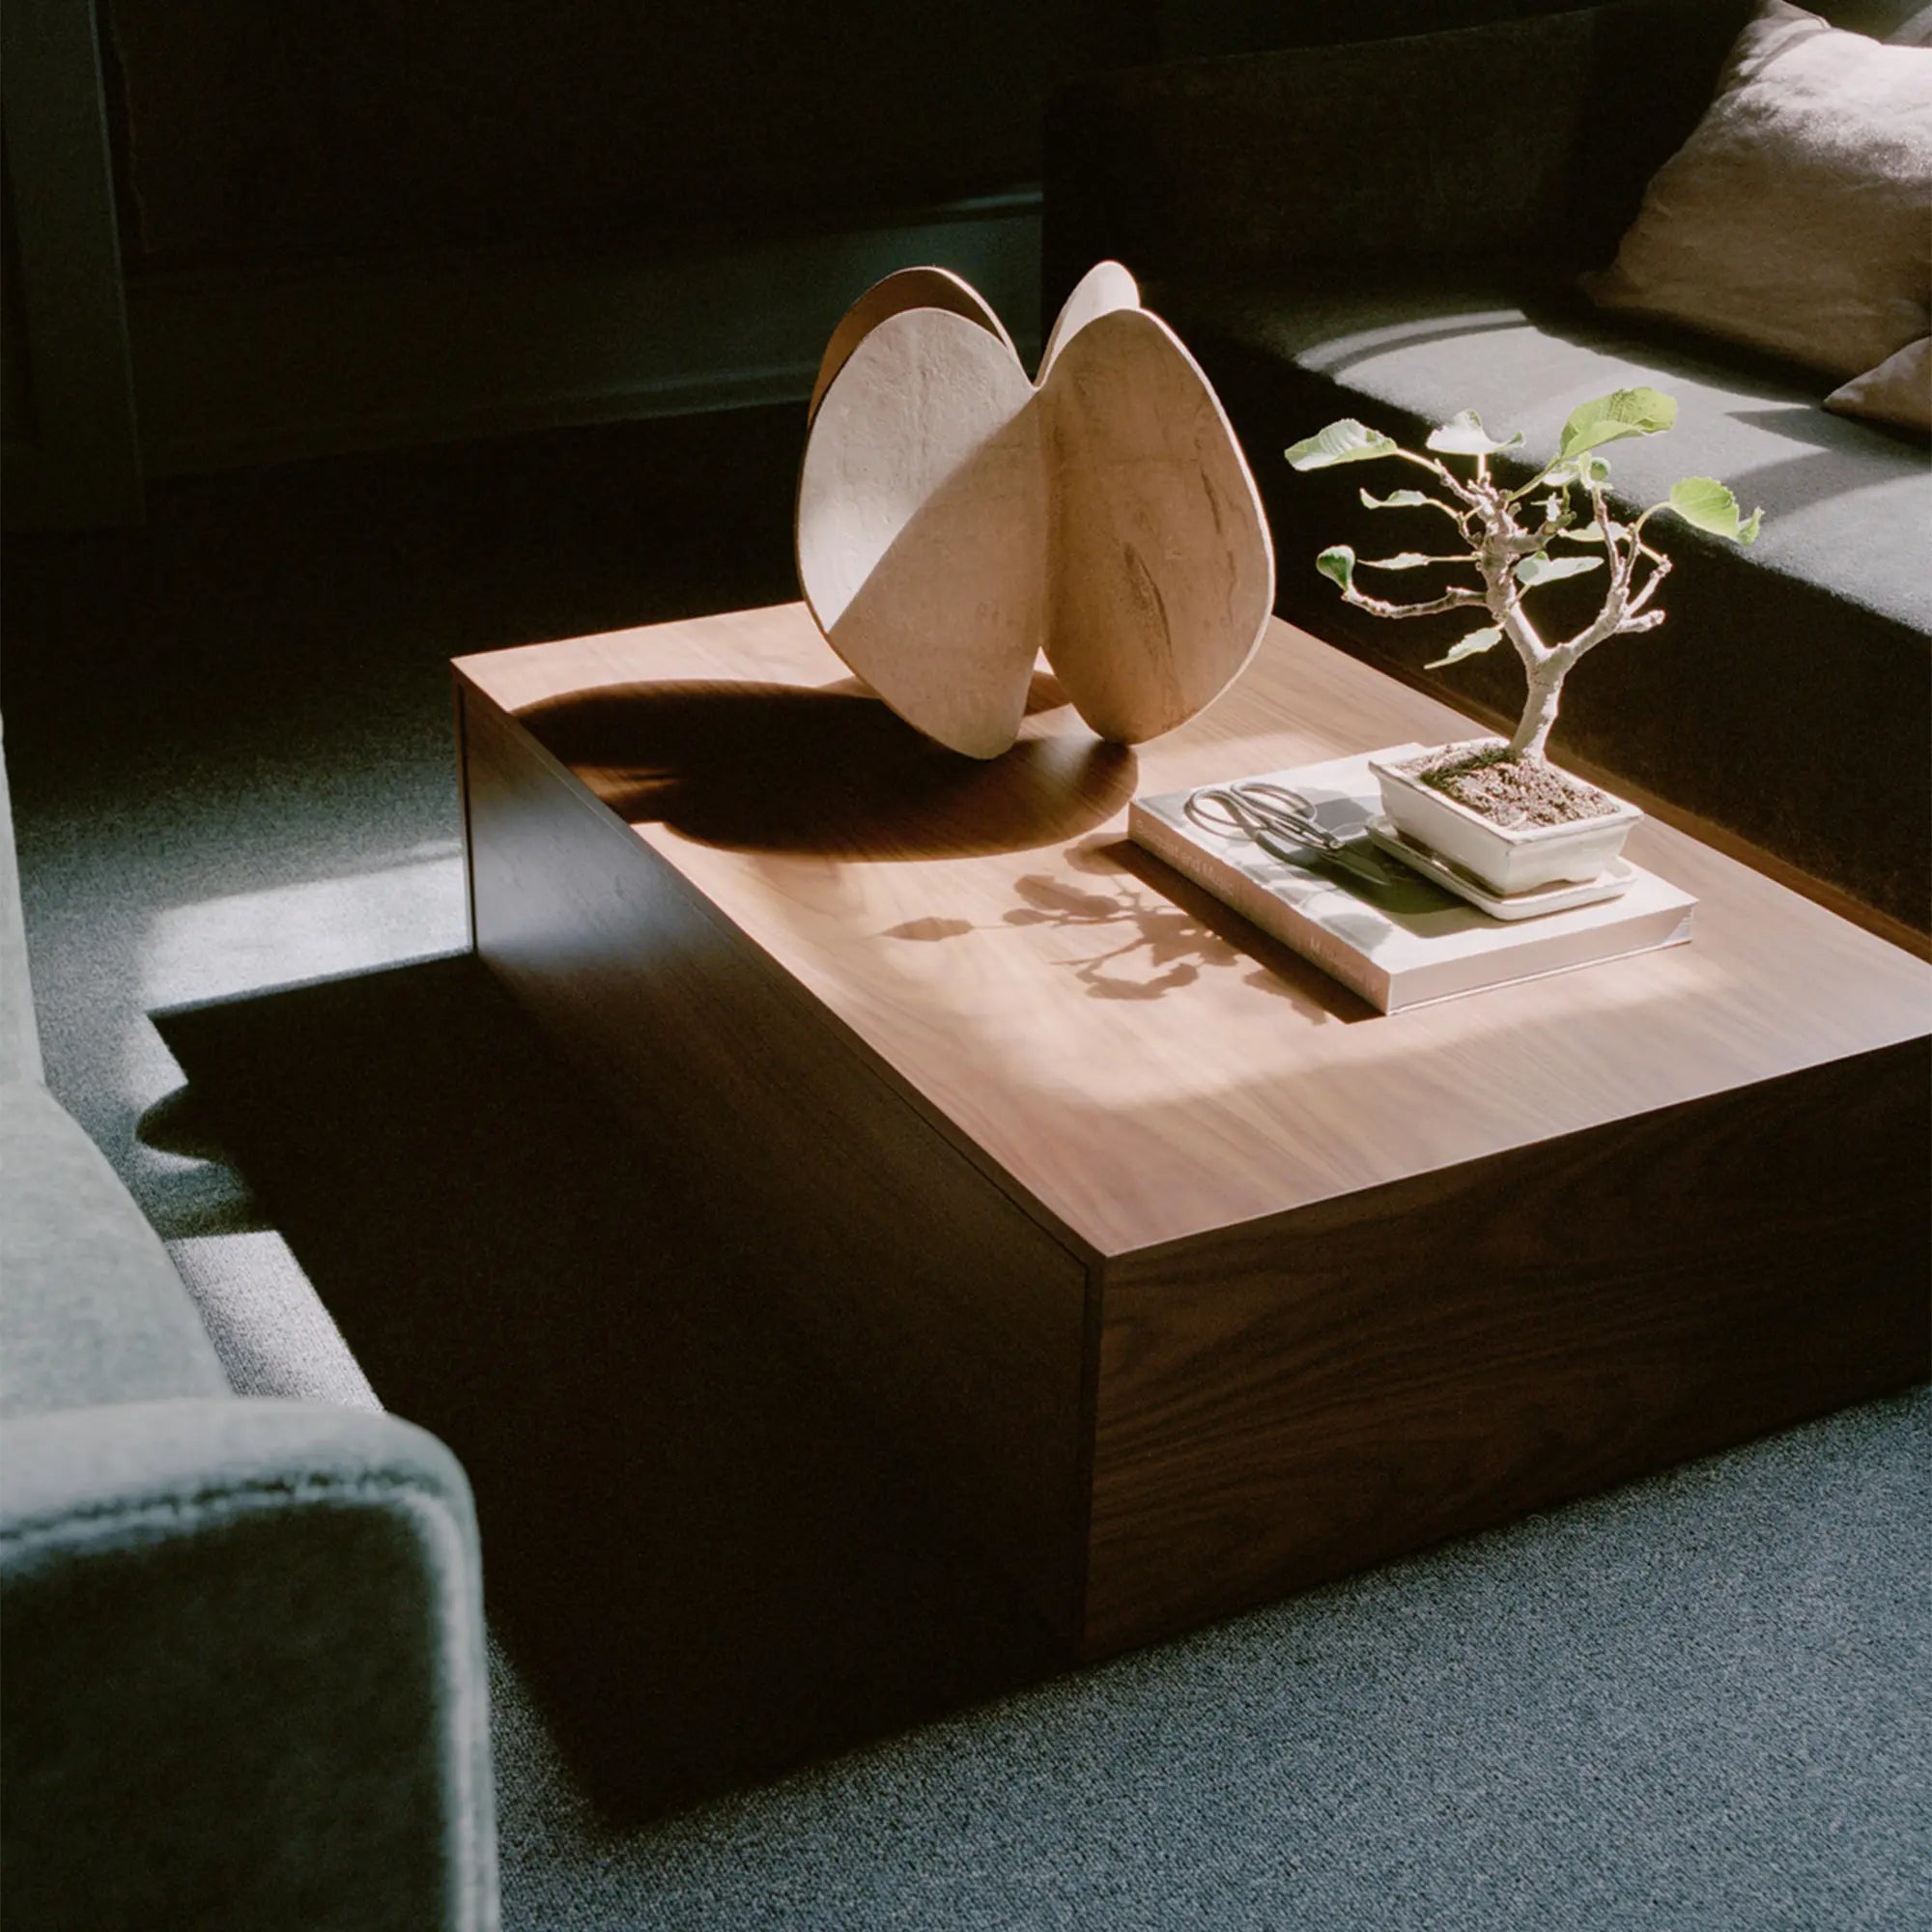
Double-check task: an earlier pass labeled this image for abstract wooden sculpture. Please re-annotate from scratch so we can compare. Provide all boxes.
[796,263,1275,759]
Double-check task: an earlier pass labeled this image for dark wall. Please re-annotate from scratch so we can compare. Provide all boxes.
[96,0,1932,272]
[105,1,1162,270]
[1156,0,1929,55]
[2,143,35,444]
[1151,0,1603,58]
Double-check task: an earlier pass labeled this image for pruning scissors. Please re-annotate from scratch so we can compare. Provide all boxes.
[1183,781,1382,883]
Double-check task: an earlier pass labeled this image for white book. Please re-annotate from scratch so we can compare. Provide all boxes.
[1128,752,1696,1014]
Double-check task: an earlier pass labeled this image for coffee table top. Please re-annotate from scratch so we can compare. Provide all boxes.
[456,604,1931,1260]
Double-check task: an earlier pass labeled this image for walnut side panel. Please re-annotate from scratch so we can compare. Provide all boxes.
[461,687,1095,1640]
[1083,1039,1931,1658]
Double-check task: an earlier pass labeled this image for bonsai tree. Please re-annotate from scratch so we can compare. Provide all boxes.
[1286,388,1762,768]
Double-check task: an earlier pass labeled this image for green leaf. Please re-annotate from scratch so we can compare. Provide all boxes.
[1425,410,1524,458]
[1558,519,1628,545]
[1286,421,1399,469]
[1665,476,1763,545]
[1425,625,1505,669]
[1539,453,1611,490]
[1359,487,1430,509]
[1316,545,1356,591]
[1356,553,1441,570]
[1558,387,1677,458]
[1517,553,1603,586]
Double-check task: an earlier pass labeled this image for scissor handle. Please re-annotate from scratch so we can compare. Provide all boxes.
[1185,782,1348,856]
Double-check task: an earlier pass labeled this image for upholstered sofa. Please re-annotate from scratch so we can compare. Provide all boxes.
[0,734,497,1929]
[1046,0,1930,932]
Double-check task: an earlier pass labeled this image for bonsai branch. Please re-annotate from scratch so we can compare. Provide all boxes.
[1396,449,1483,505]
[1288,388,1762,773]
[1337,583,1490,620]
[1622,547,1672,616]
[1410,496,1471,529]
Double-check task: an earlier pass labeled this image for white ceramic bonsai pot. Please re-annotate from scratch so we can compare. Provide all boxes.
[1368,741,1643,896]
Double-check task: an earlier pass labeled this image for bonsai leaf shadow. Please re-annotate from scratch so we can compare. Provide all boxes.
[885,838,1373,1020]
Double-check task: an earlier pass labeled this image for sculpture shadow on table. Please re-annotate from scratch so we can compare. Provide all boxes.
[514,672,1135,860]
[152,954,1063,1825]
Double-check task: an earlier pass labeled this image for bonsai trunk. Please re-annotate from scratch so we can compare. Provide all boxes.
[1507,662,1566,762]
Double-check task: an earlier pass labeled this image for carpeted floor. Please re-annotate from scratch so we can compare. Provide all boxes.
[6,412,1927,1931]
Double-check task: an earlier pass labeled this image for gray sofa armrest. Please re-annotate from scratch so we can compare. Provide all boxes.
[1,1080,234,1416]
[1,1397,497,1932]
[0,730,41,1088]
[1043,0,1750,309]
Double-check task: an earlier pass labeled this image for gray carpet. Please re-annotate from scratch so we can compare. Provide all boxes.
[7,415,1928,1931]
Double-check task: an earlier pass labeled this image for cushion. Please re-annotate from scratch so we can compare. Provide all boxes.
[0,1082,230,1418]
[1155,270,1932,635]
[1827,334,1932,429]
[1584,0,1932,384]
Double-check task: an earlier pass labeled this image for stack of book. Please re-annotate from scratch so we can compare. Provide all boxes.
[1129,751,1695,1015]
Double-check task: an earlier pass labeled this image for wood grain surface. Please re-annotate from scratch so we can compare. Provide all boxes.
[458,605,1930,1655]
[807,264,1015,423]
[1040,305,1273,745]
[1083,1038,1932,1656]
[795,263,1273,754]
[462,690,1096,1634]
[798,305,1045,759]
[456,604,1932,1263]
[1037,258,1138,380]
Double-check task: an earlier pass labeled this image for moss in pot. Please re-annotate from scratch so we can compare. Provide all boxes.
[1287,388,1762,897]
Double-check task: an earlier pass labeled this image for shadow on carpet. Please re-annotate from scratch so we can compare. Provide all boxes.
[154,955,1060,1823]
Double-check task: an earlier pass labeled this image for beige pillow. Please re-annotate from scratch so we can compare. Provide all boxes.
[1585,0,1932,383]
[1826,335,1932,429]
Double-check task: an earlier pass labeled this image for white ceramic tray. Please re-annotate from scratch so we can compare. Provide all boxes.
[1366,816,1634,920]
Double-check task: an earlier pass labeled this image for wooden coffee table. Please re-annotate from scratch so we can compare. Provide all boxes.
[454,605,1930,1660]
